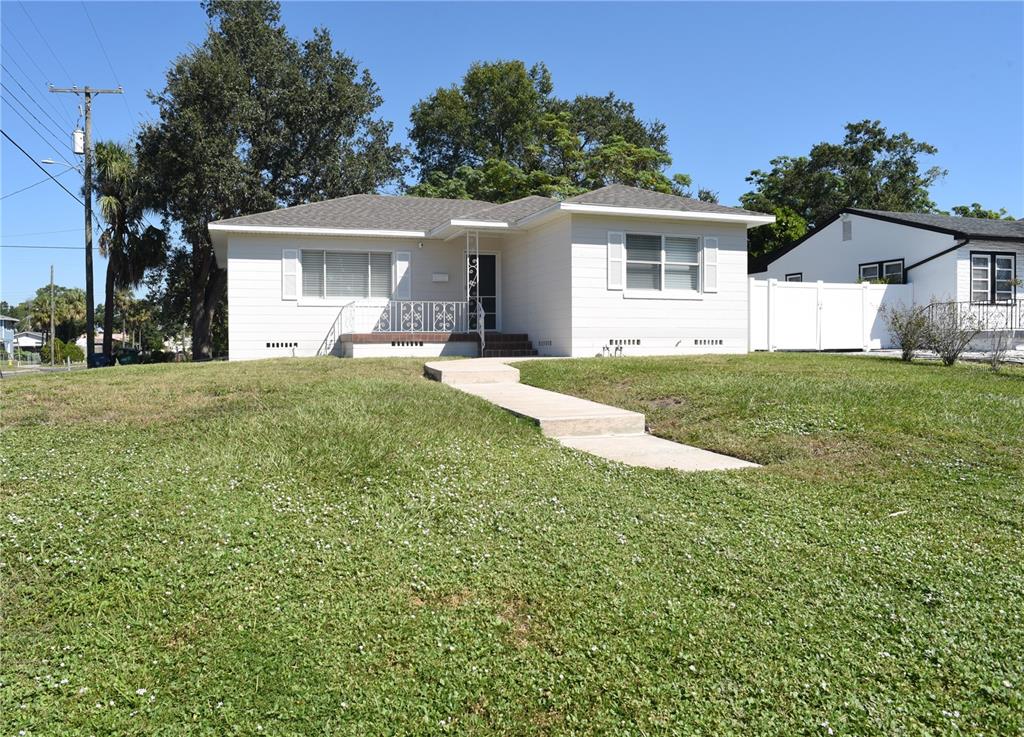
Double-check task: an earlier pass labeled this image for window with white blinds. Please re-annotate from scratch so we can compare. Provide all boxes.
[301,250,392,299]
[625,233,700,292]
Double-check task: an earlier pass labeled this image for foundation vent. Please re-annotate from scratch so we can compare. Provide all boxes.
[537,340,552,347]
[608,338,641,346]
[391,340,425,347]
[694,338,724,346]
[266,341,299,348]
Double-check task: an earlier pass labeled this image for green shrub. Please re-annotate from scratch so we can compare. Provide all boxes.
[62,342,85,363]
[40,338,65,363]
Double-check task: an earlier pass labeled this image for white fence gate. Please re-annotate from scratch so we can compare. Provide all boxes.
[749,279,913,352]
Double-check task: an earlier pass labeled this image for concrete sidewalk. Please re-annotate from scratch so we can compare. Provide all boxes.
[424,358,758,472]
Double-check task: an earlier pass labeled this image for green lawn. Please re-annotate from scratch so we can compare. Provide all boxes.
[2,355,1022,735]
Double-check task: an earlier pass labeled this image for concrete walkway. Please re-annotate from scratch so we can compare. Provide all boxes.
[424,358,758,472]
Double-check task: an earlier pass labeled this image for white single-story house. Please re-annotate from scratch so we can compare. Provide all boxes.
[209,184,774,361]
[752,209,1023,331]
[13,331,43,351]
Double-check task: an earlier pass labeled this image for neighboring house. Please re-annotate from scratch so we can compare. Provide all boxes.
[752,209,1024,330]
[13,331,43,352]
[75,330,127,354]
[0,314,17,357]
[208,184,774,361]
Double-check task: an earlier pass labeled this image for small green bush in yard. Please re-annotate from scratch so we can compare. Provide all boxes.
[2,354,1022,735]
[62,341,85,363]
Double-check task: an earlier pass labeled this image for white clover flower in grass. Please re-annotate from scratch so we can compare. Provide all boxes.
[136,688,147,696]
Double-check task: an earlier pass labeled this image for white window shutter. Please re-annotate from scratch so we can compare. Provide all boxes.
[282,249,299,300]
[607,231,625,290]
[702,238,719,293]
[394,251,411,300]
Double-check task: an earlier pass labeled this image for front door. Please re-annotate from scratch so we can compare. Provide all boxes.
[468,254,498,331]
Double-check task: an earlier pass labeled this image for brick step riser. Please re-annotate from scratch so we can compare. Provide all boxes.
[483,342,534,351]
[482,350,539,358]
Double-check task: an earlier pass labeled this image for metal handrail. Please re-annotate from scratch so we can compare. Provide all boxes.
[923,300,1020,331]
[319,300,474,354]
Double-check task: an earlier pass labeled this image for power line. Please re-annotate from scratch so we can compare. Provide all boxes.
[0,245,97,251]
[0,89,81,170]
[0,42,75,128]
[1,168,77,200]
[1,61,71,136]
[80,2,136,126]
[1,81,71,153]
[0,128,84,205]
[18,2,75,84]
[2,227,83,238]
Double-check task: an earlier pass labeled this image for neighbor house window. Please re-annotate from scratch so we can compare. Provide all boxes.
[625,233,700,292]
[858,263,879,282]
[785,273,803,282]
[858,259,903,284]
[301,250,391,299]
[971,252,1016,303]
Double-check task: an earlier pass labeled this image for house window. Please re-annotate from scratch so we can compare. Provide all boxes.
[301,250,391,299]
[858,263,879,282]
[971,252,1016,304]
[858,260,903,283]
[625,233,700,292]
[785,273,803,282]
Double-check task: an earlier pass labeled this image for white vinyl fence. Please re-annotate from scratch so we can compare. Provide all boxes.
[749,279,913,352]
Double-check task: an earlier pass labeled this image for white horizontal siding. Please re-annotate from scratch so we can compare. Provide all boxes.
[570,215,749,356]
[227,234,467,361]
[760,215,956,283]
[499,218,572,355]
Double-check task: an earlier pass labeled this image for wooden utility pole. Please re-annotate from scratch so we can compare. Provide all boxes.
[50,265,55,367]
[49,85,123,366]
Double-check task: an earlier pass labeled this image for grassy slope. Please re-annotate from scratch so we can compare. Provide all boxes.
[2,355,1022,735]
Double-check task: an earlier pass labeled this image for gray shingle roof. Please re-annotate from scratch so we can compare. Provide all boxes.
[213,194,493,232]
[565,184,770,217]
[850,209,1024,239]
[211,184,771,233]
[461,195,556,223]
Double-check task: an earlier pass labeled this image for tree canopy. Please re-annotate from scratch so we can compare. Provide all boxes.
[138,0,405,358]
[25,285,86,343]
[407,60,712,203]
[947,203,1016,220]
[741,120,947,259]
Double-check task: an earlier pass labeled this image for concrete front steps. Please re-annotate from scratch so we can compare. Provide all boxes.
[424,358,758,472]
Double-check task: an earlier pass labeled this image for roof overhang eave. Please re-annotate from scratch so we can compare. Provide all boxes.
[427,220,516,241]
[553,203,776,228]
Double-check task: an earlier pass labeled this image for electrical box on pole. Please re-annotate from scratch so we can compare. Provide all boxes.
[72,129,85,155]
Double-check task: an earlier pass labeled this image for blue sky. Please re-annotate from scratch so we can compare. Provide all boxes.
[2,1,1022,306]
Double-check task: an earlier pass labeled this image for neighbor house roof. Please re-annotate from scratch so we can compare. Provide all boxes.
[848,209,1024,240]
[750,207,1024,273]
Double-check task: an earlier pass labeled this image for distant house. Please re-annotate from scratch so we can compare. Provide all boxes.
[74,330,127,354]
[13,331,43,352]
[208,185,775,361]
[0,314,17,356]
[751,209,1023,331]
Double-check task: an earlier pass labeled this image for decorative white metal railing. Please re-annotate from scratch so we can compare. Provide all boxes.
[318,300,473,355]
[924,301,1021,331]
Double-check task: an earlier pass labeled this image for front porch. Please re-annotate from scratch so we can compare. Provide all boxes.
[318,299,537,358]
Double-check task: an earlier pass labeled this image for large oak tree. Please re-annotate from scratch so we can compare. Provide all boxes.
[407,60,713,203]
[138,0,404,358]
[741,120,946,259]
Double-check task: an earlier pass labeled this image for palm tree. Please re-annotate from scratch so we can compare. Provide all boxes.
[94,141,165,359]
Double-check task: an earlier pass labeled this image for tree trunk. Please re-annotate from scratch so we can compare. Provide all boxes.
[103,257,115,359]
[191,240,226,360]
